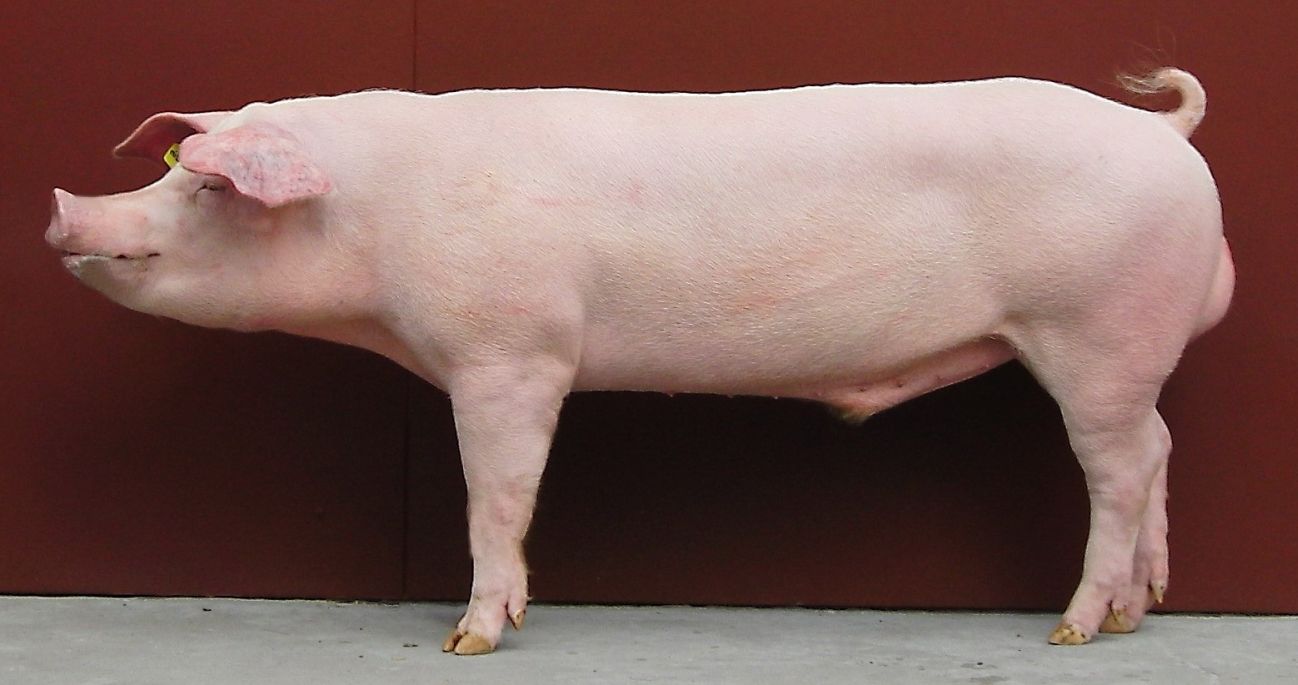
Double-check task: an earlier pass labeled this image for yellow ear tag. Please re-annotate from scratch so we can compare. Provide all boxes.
[163,143,181,169]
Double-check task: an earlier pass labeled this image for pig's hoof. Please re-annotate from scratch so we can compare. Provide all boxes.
[1099,606,1137,634]
[1047,622,1091,645]
[442,629,495,655]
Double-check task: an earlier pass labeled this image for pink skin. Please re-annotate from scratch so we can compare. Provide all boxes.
[46,68,1232,653]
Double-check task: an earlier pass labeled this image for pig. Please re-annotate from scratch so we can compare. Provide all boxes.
[46,67,1233,654]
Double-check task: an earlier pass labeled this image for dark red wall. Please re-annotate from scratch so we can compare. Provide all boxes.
[3,1,1294,612]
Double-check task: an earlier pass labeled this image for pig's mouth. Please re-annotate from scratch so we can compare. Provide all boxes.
[61,250,161,271]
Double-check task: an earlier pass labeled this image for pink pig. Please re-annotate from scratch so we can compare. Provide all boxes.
[46,68,1233,654]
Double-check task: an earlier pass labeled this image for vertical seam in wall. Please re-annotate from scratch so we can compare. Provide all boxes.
[401,375,412,599]
[411,0,419,90]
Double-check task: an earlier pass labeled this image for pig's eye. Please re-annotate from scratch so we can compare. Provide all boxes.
[194,178,230,206]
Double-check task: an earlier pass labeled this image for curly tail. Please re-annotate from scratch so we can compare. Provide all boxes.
[1119,67,1206,138]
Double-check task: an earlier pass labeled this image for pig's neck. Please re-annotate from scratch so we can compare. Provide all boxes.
[248,211,439,384]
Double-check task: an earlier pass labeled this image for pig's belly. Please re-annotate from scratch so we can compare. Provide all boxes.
[571,304,1017,416]
[809,338,1016,419]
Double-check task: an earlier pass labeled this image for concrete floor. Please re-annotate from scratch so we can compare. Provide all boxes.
[0,597,1294,684]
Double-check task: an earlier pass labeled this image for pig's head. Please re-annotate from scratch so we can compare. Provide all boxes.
[45,109,356,332]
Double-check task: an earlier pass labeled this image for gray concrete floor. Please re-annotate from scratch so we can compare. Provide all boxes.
[0,597,1294,684]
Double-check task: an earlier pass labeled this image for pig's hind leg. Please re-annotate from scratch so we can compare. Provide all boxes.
[440,359,574,655]
[1098,457,1169,634]
[1009,319,1184,646]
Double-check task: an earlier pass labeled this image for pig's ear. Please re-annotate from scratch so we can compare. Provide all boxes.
[113,111,233,164]
[177,123,332,208]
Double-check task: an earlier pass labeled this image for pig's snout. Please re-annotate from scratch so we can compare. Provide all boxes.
[47,189,109,275]
[45,188,75,250]
[46,189,160,278]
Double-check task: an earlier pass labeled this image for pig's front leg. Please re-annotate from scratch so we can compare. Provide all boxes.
[440,361,573,655]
